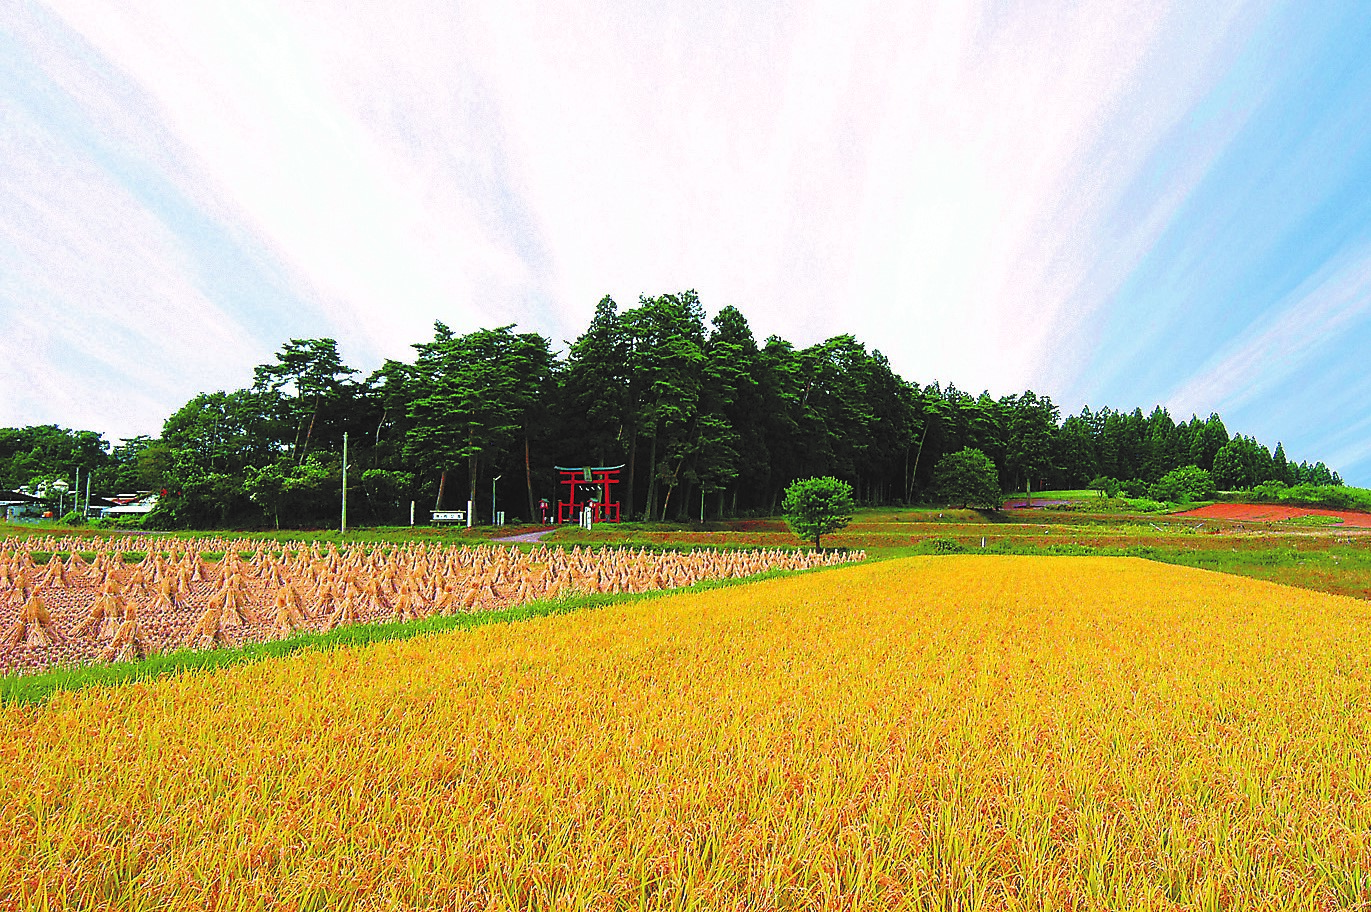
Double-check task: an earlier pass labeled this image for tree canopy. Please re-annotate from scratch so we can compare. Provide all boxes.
[0,294,1347,528]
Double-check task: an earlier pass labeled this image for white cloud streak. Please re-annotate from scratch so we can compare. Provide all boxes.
[1167,246,1371,416]
[5,0,1271,437]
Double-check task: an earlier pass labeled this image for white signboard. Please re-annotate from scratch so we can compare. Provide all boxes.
[431,510,467,524]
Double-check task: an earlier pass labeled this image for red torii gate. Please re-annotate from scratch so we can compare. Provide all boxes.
[555,465,623,523]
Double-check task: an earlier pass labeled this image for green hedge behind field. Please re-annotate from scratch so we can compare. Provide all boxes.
[1236,483,1371,513]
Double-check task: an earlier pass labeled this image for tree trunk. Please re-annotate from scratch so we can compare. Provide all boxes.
[644,434,658,522]
[661,456,685,520]
[299,395,319,463]
[625,433,637,520]
[909,424,929,502]
[524,434,535,523]
[903,444,911,505]
[468,453,479,521]
[435,470,447,510]
[290,417,305,463]
[373,408,388,466]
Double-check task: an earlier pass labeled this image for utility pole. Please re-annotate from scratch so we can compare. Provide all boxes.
[340,432,349,535]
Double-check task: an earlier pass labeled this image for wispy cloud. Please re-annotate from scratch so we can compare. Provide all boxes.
[26,1,1264,370]
[5,0,1368,485]
[1167,246,1371,417]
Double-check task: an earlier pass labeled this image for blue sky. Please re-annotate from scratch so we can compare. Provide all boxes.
[2,0,1369,483]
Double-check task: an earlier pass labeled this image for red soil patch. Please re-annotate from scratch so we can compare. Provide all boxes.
[1173,503,1371,528]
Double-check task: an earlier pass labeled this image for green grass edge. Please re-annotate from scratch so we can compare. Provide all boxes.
[0,564,838,707]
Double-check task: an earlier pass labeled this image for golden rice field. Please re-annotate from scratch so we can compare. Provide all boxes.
[3,555,1371,910]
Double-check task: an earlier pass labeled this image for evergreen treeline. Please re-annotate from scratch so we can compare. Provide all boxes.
[0,292,1344,528]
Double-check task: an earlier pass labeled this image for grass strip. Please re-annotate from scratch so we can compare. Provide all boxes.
[0,565,829,706]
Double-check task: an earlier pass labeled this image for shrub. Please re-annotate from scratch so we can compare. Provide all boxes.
[1121,479,1149,498]
[1247,483,1371,513]
[1087,475,1120,498]
[1148,465,1216,504]
[94,514,145,530]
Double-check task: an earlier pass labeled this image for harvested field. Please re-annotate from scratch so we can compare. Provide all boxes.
[1175,502,1371,527]
[0,536,860,674]
[3,556,1371,908]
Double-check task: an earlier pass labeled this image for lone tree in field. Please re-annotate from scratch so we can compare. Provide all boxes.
[933,447,1002,509]
[782,476,856,549]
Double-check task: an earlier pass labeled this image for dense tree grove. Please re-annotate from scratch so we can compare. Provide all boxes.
[0,294,1346,527]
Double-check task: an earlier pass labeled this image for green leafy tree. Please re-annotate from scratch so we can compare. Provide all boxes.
[252,338,357,462]
[621,292,707,520]
[1003,391,1058,493]
[1052,414,1098,489]
[405,324,552,519]
[782,476,855,549]
[0,425,117,493]
[933,447,1002,509]
[1189,413,1229,472]
[1212,435,1275,490]
[146,466,253,529]
[110,436,172,491]
[1272,442,1293,486]
[676,306,769,520]
[360,469,416,523]
[162,390,280,474]
[559,295,630,468]
[243,457,335,529]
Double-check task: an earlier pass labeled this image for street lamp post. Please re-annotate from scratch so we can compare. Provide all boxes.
[491,475,502,526]
[52,479,69,518]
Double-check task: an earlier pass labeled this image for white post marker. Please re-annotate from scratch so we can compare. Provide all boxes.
[467,500,474,528]
[410,500,415,526]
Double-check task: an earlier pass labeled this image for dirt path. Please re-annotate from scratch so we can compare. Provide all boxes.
[491,529,556,543]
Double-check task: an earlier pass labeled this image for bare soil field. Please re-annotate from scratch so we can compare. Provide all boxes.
[1175,502,1371,527]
